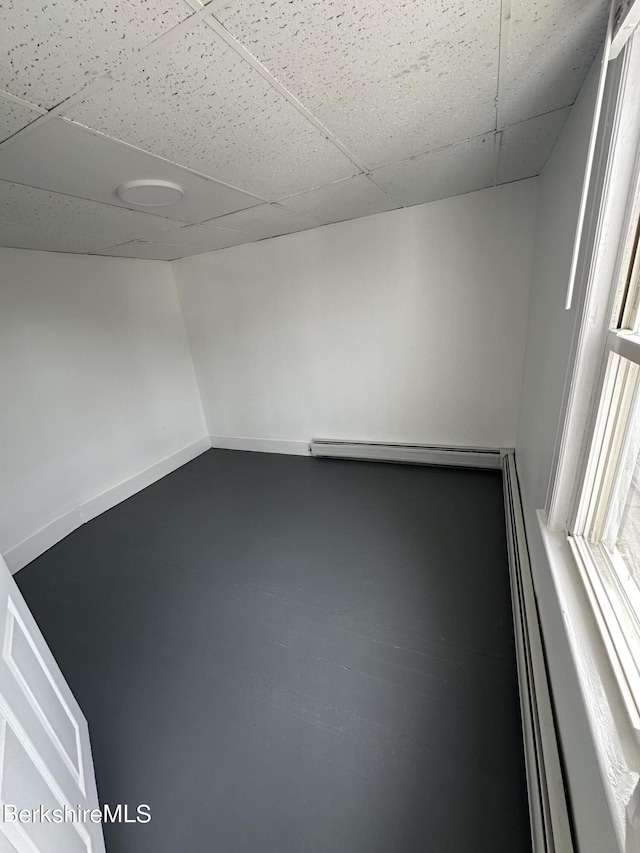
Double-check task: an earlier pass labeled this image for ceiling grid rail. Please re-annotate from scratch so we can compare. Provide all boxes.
[0,0,405,211]
[200,13,407,210]
[0,2,212,150]
[494,0,512,185]
[0,0,613,257]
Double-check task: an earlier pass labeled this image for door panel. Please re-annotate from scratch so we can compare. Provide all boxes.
[0,555,104,852]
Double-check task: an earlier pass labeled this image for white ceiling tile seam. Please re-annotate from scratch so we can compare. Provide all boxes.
[65,21,358,199]
[272,173,404,214]
[0,7,212,153]
[0,0,610,257]
[496,0,513,132]
[362,172,407,211]
[274,176,353,205]
[181,0,210,12]
[56,119,270,205]
[499,104,577,131]
[493,130,503,186]
[366,130,498,176]
[1,0,197,110]
[203,13,371,175]
[0,176,192,225]
[204,206,326,234]
[0,90,47,116]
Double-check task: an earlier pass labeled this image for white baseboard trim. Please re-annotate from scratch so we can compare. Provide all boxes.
[4,436,211,574]
[4,509,85,576]
[310,438,504,469]
[209,435,310,456]
[502,451,574,853]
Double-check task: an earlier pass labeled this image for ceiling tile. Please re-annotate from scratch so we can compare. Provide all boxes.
[0,220,110,254]
[371,133,496,207]
[281,175,400,223]
[139,223,254,249]
[498,0,608,127]
[0,118,262,223]
[497,109,570,185]
[91,241,205,260]
[0,181,189,247]
[214,0,501,169]
[0,0,194,109]
[205,203,327,239]
[0,98,42,143]
[67,22,358,198]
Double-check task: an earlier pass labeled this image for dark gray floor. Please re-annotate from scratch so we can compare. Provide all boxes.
[17,449,531,853]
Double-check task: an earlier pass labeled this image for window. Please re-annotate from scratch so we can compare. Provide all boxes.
[563,24,640,724]
[569,208,640,725]
[538,13,640,843]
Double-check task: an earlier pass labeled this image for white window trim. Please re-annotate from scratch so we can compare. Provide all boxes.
[537,516,640,850]
[568,535,640,731]
[536,20,640,852]
[547,39,640,532]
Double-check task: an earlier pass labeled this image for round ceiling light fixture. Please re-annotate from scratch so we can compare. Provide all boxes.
[116,179,185,207]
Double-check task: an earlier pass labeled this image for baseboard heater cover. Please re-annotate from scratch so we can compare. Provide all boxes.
[311,439,573,851]
[502,451,574,853]
[309,439,504,469]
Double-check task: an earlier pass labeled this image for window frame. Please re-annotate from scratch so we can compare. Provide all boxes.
[550,30,640,736]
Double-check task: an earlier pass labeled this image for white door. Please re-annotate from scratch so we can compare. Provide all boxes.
[0,553,105,853]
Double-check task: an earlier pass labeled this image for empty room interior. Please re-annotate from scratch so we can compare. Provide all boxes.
[3,0,640,851]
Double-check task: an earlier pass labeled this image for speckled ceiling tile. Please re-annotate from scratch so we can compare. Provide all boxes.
[67,22,358,199]
[214,0,501,169]
[0,180,188,245]
[371,133,496,207]
[138,223,254,249]
[0,220,114,253]
[0,0,194,109]
[204,203,327,238]
[497,108,571,184]
[281,174,400,223]
[0,118,261,224]
[0,98,42,142]
[498,0,608,127]
[91,241,205,260]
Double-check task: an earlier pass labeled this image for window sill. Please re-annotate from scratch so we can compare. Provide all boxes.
[537,511,640,850]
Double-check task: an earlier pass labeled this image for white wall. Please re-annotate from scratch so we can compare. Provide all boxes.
[174,180,538,451]
[0,248,208,569]
[517,62,600,515]
[515,58,620,851]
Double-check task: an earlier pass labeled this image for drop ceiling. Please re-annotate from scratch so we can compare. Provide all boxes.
[0,0,609,260]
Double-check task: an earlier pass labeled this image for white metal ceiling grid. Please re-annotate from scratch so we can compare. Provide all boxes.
[0,0,610,258]
[91,240,206,259]
[282,175,401,224]
[497,107,572,184]
[0,179,188,251]
[0,99,44,141]
[0,118,264,223]
[371,132,497,208]
[497,0,610,127]
[0,180,187,235]
[213,0,501,169]
[197,203,329,238]
[66,21,358,199]
[0,0,195,109]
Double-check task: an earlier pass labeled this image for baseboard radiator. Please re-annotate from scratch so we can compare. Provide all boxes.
[309,439,503,469]
[502,451,574,853]
[309,439,573,853]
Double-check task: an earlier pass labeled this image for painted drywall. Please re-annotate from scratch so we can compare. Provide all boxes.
[515,56,620,851]
[174,180,538,450]
[0,248,207,567]
[516,60,601,516]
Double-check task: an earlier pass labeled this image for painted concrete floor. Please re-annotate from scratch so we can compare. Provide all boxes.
[17,450,531,852]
